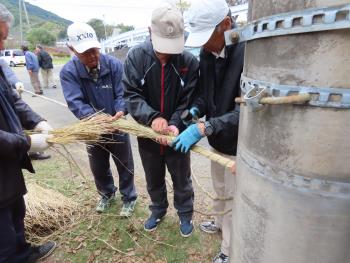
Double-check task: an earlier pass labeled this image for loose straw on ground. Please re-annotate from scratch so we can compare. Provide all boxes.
[24,183,77,242]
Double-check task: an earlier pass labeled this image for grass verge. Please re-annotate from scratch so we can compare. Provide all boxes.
[23,150,220,262]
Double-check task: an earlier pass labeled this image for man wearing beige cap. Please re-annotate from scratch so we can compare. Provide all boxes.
[173,0,245,261]
[123,3,199,237]
[60,22,137,217]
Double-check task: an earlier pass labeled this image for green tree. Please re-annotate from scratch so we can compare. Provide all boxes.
[116,23,134,34]
[175,0,191,14]
[57,27,68,40]
[27,28,56,47]
[87,18,113,40]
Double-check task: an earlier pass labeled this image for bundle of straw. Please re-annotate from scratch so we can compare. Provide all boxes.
[24,183,77,242]
[47,115,116,145]
[45,114,235,169]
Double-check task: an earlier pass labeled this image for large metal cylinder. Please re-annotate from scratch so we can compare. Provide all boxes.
[232,1,350,263]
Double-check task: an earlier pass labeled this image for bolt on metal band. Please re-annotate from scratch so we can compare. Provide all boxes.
[241,76,350,109]
[225,4,350,44]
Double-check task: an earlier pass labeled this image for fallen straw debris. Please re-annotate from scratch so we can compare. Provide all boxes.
[24,183,77,242]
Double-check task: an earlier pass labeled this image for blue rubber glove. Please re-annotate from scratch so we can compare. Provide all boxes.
[182,107,200,127]
[189,107,200,119]
[172,124,203,153]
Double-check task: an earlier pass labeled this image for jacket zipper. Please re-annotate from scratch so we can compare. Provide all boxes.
[160,64,165,155]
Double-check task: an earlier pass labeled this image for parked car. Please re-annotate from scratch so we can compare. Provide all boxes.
[0,49,26,67]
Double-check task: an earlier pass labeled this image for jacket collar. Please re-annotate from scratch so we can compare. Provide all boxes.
[141,39,179,65]
[73,53,111,79]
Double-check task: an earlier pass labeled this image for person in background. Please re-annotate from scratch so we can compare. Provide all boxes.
[0,4,56,262]
[0,57,25,95]
[173,0,244,261]
[21,45,42,96]
[60,22,137,216]
[35,45,56,89]
[123,3,199,237]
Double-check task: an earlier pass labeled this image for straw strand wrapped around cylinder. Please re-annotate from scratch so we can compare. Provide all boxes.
[44,114,235,169]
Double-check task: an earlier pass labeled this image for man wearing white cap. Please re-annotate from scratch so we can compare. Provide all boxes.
[60,22,137,216]
[173,0,245,261]
[123,3,199,237]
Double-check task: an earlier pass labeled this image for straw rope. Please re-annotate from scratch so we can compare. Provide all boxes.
[42,114,235,169]
[23,88,235,169]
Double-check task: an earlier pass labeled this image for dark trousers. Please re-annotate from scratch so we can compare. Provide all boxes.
[0,197,31,263]
[87,133,137,203]
[138,146,194,221]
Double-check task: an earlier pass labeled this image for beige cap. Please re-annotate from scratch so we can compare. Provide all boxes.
[151,3,184,54]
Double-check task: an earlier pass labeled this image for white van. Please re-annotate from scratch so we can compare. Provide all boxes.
[0,49,26,67]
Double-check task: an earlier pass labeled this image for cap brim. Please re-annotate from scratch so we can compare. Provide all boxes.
[152,34,184,54]
[72,40,101,53]
[185,27,215,47]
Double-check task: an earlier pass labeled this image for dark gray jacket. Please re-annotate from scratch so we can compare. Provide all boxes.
[123,40,199,152]
[0,67,43,208]
[37,50,53,69]
[193,43,245,155]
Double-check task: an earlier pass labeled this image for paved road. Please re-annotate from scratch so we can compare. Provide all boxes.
[12,64,214,215]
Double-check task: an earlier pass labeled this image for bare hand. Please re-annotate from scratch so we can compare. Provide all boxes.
[110,111,124,121]
[154,125,178,146]
[230,162,236,174]
[167,125,179,136]
[156,136,170,146]
[151,117,168,134]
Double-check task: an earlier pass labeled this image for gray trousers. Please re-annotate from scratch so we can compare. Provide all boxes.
[211,148,236,256]
[86,133,137,203]
[40,68,54,88]
[29,71,42,93]
[139,145,194,221]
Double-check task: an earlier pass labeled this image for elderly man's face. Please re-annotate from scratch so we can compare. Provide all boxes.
[0,22,9,50]
[203,17,232,54]
[73,47,100,69]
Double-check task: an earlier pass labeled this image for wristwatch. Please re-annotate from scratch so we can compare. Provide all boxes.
[204,121,214,136]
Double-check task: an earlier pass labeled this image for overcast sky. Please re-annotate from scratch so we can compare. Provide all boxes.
[26,0,179,28]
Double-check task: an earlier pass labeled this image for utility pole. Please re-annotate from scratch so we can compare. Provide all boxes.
[103,14,107,40]
[22,0,31,29]
[18,0,31,45]
[19,0,23,44]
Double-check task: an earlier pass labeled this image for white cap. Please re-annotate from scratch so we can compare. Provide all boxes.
[185,0,229,47]
[67,22,101,53]
[151,3,184,54]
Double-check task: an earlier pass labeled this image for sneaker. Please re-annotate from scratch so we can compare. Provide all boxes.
[213,252,229,263]
[96,194,115,213]
[26,241,57,263]
[144,215,164,232]
[120,200,136,217]
[200,220,220,234]
[29,152,51,160]
[179,220,194,237]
